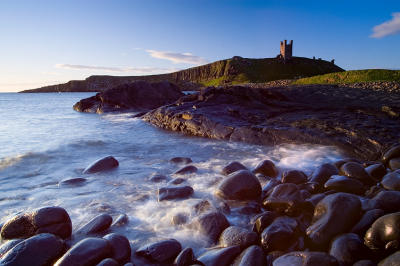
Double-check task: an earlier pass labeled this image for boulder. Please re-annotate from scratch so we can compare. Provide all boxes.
[364,212,400,251]
[59,177,87,187]
[97,258,118,266]
[174,165,198,175]
[73,80,183,113]
[282,170,307,184]
[260,216,300,252]
[324,175,365,195]
[171,213,188,225]
[353,260,376,266]
[112,214,129,227]
[170,157,192,164]
[262,183,306,215]
[382,145,400,163]
[76,214,113,235]
[54,237,111,266]
[221,162,247,175]
[192,199,212,214]
[0,233,64,266]
[261,179,281,199]
[388,158,400,170]
[103,233,131,263]
[309,163,339,187]
[306,192,362,247]
[367,191,400,213]
[365,163,387,180]
[219,226,258,249]
[168,178,186,185]
[158,186,194,201]
[174,247,195,266]
[193,211,229,243]
[0,239,23,258]
[381,172,400,191]
[252,211,278,234]
[329,233,369,265]
[232,245,266,266]
[273,251,338,266]
[351,209,385,236]
[197,246,242,266]
[378,251,400,266]
[135,239,181,263]
[215,170,261,201]
[252,160,278,178]
[149,174,168,183]
[340,162,375,185]
[83,156,119,174]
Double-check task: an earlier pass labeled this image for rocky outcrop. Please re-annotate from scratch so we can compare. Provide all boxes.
[143,84,400,160]
[73,81,183,113]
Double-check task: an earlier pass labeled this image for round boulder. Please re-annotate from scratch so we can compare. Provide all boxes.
[83,156,119,174]
[367,191,400,213]
[324,175,365,195]
[232,245,266,266]
[103,233,131,263]
[329,233,369,265]
[192,211,229,244]
[282,170,307,184]
[197,246,241,266]
[364,212,400,251]
[365,163,387,180]
[221,161,247,176]
[261,216,300,252]
[219,226,258,249]
[158,186,194,201]
[340,162,375,185]
[174,165,198,175]
[382,144,400,163]
[309,163,339,189]
[76,214,113,235]
[252,160,278,178]
[215,170,261,201]
[273,251,338,266]
[381,172,400,191]
[262,183,306,215]
[388,157,400,171]
[135,239,182,263]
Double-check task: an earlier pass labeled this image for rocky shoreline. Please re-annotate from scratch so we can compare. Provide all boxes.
[1,144,400,265]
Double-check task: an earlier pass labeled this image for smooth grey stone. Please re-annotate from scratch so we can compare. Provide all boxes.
[168,178,186,185]
[381,172,400,191]
[83,156,119,174]
[215,170,261,201]
[364,212,400,251]
[193,199,212,214]
[76,214,113,235]
[309,163,339,188]
[96,258,118,266]
[112,214,129,227]
[135,239,181,263]
[103,233,131,263]
[252,160,278,178]
[193,211,229,243]
[329,233,368,265]
[174,165,197,175]
[221,161,247,175]
[232,245,266,266]
[252,211,278,234]
[365,163,387,180]
[324,175,365,195]
[351,209,385,236]
[353,260,376,266]
[198,246,241,266]
[59,177,87,187]
[378,251,400,266]
[262,183,306,215]
[272,251,338,266]
[174,247,195,266]
[382,145,400,163]
[282,170,307,184]
[261,216,299,252]
[219,226,258,249]
[389,158,400,171]
[170,157,192,164]
[367,191,400,213]
[0,239,23,258]
[340,162,375,185]
[158,186,194,201]
[149,174,168,183]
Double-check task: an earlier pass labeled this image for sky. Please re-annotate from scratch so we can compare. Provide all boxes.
[0,0,399,92]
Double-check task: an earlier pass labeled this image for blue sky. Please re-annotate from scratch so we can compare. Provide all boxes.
[1,0,399,92]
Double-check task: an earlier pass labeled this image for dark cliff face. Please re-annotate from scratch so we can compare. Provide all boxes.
[20,57,344,93]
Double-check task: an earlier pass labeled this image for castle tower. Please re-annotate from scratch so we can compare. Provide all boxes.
[280,40,293,61]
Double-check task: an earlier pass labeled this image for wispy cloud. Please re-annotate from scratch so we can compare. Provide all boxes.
[55,64,178,74]
[146,50,208,65]
[371,12,400,38]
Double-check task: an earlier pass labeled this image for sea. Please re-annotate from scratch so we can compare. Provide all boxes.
[0,92,343,254]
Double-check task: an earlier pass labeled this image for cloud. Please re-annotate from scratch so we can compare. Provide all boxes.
[371,12,400,38]
[55,64,178,74]
[146,50,208,65]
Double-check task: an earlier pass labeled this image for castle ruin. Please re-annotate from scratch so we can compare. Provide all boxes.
[279,40,293,61]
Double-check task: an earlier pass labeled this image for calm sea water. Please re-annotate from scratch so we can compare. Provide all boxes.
[0,92,342,253]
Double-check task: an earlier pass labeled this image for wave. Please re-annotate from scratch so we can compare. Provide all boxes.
[0,152,53,170]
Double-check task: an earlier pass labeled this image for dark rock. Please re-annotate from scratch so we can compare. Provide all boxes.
[378,251,400,266]
[309,163,339,187]
[83,156,119,174]
[73,80,183,113]
[219,226,258,249]
[351,209,385,236]
[174,247,195,266]
[238,202,261,215]
[261,179,281,199]
[382,145,400,163]
[353,260,376,266]
[306,192,362,247]
[135,239,181,263]
[260,216,300,252]
[174,165,198,175]
[103,233,131,263]
[252,160,278,178]
[112,214,129,227]
[168,178,186,185]
[340,162,375,185]
[262,183,306,215]
[365,163,387,180]
[97,258,118,266]
[76,214,113,235]
[266,251,284,266]
[55,237,111,266]
[221,162,247,175]
[217,201,231,214]
[232,245,266,266]
[170,157,193,164]
[0,239,23,258]
[367,191,400,213]
[158,186,194,201]
[193,200,212,214]
[324,175,365,195]
[149,174,168,183]
[282,170,307,184]
[0,233,64,266]
[273,251,339,266]
[364,212,400,251]
[0,214,35,240]
[197,246,241,266]
[381,172,400,191]
[329,233,368,265]
[215,170,261,201]
[193,211,229,243]
[252,211,278,234]
[171,213,188,225]
[299,182,319,194]
[306,193,326,207]
[388,158,400,170]
[59,177,87,187]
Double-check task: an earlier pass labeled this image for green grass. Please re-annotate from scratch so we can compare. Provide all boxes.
[293,69,400,85]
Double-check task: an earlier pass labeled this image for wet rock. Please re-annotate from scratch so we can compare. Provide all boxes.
[252,211,278,234]
[382,145,400,164]
[112,214,129,227]
[158,186,194,201]
[381,172,400,191]
[55,237,111,266]
[306,193,326,207]
[219,226,258,249]
[367,191,400,213]
[324,175,365,195]
[378,251,400,266]
[266,251,284,265]
[232,245,266,266]
[97,258,118,266]
[215,170,261,201]
[83,156,119,174]
[261,216,300,252]
[365,163,387,180]
[262,183,306,215]
[261,179,281,199]
[329,233,368,265]
[0,239,23,258]
[135,239,181,263]
[193,200,212,214]
[388,158,400,171]
[238,202,261,215]
[0,233,65,266]
[103,233,131,263]
[273,251,338,266]
[282,170,307,184]
[309,163,339,188]
[306,192,361,247]
[197,246,241,266]
[174,165,198,175]
[252,160,278,178]
[351,209,385,236]
[170,157,192,164]
[217,201,231,214]
[174,247,195,266]
[364,212,400,251]
[59,177,87,187]
[0,206,72,240]
[353,260,376,266]
[168,178,186,185]
[299,182,319,194]
[193,211,229,243]
[171,213,188,225]
[76,214,113,235]
[221,161,247,175]
[149,174,168,183]
[340,162,375,185]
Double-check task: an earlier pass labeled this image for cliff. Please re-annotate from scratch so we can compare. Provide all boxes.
[20,56,344,93]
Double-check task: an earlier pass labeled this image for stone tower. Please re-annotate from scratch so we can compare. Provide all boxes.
[280,40,293,61]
